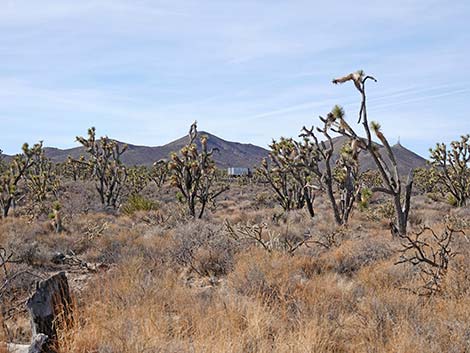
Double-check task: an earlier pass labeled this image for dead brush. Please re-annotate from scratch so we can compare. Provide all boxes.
[306,228,345,250]
[224,219,309,254]
[444,214,470,236]
[396,225,464,296]
[0,312,7,353]
[83,220,109,241]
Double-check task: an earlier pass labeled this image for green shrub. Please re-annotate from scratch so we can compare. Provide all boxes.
[121,194,158,215]
[359,188,373,211]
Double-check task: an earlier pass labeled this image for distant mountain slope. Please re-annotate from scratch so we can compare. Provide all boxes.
[1,133,426,173]
[5,132,269,169]
[329,136,427,175]
[160,131,269,169]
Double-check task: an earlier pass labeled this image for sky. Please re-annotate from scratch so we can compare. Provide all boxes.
[1,0,469,157]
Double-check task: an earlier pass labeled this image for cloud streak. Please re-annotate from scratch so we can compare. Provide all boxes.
[0,0,469,158]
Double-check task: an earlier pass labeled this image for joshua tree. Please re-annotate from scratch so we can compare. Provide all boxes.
[76,127,128,209]
[330,70,413,235]
[125,166,151,196]
[0,143,39,218]
[168,122,228,218]
[63,155,91,181]
[150,160,169,188]
[258,138,317,216]
[24,141,60,204]
[413,167,440,195]
[429,135,470,207]
[298,108,361,225]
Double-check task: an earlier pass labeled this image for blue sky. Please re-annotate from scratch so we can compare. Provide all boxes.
[1,0,469,157]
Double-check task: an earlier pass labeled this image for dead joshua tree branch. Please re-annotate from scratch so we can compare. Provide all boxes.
[7,334,48,353]
[331,70,413,235]
[0,247,22,280]
[3,272,73,353]
[396,226,462,295]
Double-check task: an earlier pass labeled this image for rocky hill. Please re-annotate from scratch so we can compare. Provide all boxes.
[1,133,427,173]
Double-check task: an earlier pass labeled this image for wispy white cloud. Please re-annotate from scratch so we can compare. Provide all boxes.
[0,0,469,156]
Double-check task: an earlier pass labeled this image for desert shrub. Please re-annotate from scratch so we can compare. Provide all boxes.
[443,254,470,299]
[0,219,51,265]
[170,220,235,277]
[407,210,424,228]
[364,200,395,225]
[396,226,462,295]
[228,248,308,304]
[328,237,394,275]
[358,187,373,211]
[191,247,232,277]
[59,180,101,216]
[121,194,158,216]
[444,214,470,232]
[254,192,273,209]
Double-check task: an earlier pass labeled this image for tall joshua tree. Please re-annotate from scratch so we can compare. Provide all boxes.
[297,108,361,225]
[168,122,228,218]
[76,127,128,209]
[25,141,60,204]
[330,70,413,235]
[258,138,317,216]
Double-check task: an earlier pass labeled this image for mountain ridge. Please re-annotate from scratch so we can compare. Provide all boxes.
[1,132,427,172]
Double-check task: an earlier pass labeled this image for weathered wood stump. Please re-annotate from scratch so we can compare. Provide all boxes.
[7,334,47,353]
[25,272,73,353]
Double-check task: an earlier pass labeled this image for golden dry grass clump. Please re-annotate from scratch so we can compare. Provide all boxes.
[2,183,470,353]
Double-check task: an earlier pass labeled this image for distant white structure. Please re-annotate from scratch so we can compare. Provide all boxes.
[227,167,251,176]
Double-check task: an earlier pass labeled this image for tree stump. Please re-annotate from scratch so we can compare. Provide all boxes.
[7,334,48,353]
[26,272,73,353]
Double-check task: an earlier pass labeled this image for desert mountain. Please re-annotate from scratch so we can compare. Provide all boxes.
[2,132,269,169]
[329,136,427,175]
[1,132,426,172]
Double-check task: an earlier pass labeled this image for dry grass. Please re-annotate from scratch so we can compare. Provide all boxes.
[2,182,470,352]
